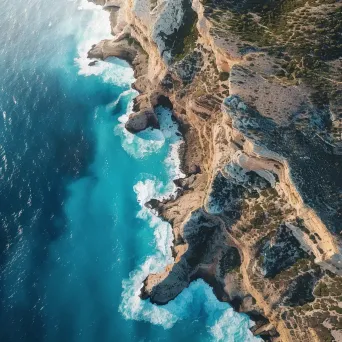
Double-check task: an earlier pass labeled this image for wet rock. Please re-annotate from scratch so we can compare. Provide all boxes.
[145,199,161,211]
[87,42,105,59]
[88,40,137,63]
[125,108,160,134]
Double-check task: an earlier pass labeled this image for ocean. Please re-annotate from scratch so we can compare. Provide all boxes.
[0,0,261,341]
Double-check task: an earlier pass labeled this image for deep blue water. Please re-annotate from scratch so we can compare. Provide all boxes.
[0,1,261,341]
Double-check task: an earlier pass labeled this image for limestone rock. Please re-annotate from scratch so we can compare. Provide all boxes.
[125,108,159,134]
[88,40,137,63]
[91,0,342,340]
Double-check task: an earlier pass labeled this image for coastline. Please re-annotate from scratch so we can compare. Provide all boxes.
[84,2,286,340]
[86,1,342,341]
[86,22,271,340]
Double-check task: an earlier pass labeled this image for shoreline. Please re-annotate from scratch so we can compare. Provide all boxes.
[85,5,266,335]
[85,3,288,340]
[87,1,342,341]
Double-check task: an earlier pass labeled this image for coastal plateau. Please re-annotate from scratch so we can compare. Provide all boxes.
[88,1,342,341]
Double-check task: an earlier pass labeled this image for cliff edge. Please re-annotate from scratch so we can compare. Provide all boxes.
[89,1,342,341]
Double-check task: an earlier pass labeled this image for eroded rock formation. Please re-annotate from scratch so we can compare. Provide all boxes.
[125,108,160,133]
[90,1,342,341]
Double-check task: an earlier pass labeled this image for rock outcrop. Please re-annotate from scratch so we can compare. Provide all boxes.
[90,1,342,341]
[125,108,160,133]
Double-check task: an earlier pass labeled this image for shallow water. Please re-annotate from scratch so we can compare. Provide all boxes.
[0,0,261,341]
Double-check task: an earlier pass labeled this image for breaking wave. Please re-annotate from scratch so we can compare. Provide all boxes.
[75,1,262,340]
[116,98,261,342]
[75,0,134,86]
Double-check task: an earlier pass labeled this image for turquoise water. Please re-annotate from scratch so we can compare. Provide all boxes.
[0,0,261,341]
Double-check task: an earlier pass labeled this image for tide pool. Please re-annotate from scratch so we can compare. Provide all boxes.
[0,0,261,341]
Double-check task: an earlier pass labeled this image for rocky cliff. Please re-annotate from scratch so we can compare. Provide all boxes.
[89,1,342,341]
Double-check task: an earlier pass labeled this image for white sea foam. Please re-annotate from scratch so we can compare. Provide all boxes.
[76,2,261,340]
[118,109,260,341]
[117,102,190,329]
[121,177,261,341]
[119,176,175,326]
[75,0,134,87]
[115,122,165,158]
[114,106,184,162]
[106,89,134,111]
[113,98,166,159]
[121,273,261,342]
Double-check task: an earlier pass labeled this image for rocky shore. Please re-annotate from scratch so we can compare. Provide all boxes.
[89,1,342,341]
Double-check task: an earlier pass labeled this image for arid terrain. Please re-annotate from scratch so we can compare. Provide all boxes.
[89,1,342,340]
